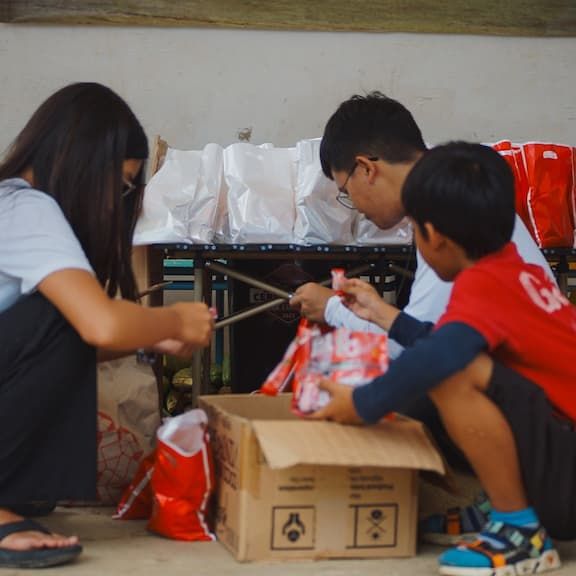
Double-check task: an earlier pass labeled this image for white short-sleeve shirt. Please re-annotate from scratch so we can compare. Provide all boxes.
[0,178,94,313]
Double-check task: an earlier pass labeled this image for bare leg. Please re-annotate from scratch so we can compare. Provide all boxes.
[428,354,527,512]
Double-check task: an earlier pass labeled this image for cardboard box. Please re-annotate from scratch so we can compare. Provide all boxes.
[199,394,445,562]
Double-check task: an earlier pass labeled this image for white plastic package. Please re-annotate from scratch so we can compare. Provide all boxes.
[293,138,355,245]
[222,143,297,243]
[133,145,224,245]
[354,215,413,246]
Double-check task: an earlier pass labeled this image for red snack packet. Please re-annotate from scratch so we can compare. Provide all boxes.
[292,325,388,415]
[261,319,388,416]
[330,267,346,292]
[263,268,388,415]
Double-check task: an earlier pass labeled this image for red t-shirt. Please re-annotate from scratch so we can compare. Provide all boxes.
[436,243,576,420]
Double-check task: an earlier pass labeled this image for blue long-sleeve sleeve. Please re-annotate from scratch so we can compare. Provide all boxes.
[352,322,488,423]
[388,311,434,347]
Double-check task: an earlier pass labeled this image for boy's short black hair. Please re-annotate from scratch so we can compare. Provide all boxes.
[402,142,516,260]
[319,92,427,179]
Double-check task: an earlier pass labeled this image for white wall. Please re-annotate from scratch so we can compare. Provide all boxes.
[1,25,575,157]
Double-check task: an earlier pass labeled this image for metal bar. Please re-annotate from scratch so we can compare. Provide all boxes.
[138,280,173,298]
[192,259,206,404]
[206,261,293,299]
[556,255,569,296]
[214,298,285,330]
[213,262,375,330]
[387,263,415,280]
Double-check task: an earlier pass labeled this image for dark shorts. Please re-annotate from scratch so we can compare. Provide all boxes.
[487,362,576,541]
[403,361,576,540]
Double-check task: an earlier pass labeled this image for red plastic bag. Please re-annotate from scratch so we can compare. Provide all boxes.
[261,319,388,416]
[492,141,576,247]
[114,452,155,520]
[522,142,575,248]
[492,141,531,234]
[147,410,215,541]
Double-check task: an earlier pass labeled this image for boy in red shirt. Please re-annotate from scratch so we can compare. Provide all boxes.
[314,142,575,575]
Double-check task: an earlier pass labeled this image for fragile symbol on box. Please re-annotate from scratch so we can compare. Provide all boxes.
[348,504,398,549]
[271,506,315,550]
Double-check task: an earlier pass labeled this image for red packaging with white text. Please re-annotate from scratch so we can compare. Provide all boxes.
[261,320,388,415]
[147,409,215,541]
[262,267,388,414]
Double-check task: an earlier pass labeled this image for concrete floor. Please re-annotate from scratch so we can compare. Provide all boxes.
[3,507,575,576]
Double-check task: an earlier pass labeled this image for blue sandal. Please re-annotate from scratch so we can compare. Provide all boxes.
[0,519,82,569]
[439,520,561,576]
[421,492,491,546]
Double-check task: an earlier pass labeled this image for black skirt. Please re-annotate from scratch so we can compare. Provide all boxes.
[0,293,97,506]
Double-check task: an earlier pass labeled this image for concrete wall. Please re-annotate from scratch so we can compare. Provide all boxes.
[1,25,575,156]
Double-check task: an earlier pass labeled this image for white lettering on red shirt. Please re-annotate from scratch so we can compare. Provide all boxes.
[519,271,570,314]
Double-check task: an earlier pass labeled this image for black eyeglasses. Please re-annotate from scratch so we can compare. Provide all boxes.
[122,179,137,198]
[336,156,379,210]
[336,164,358,209]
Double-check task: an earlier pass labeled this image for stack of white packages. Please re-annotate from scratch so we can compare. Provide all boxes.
[134,139,413,247]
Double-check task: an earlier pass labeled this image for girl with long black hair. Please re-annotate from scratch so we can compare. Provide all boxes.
[0,83,214,568]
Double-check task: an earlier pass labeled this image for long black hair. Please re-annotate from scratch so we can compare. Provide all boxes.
[0,82,149,300]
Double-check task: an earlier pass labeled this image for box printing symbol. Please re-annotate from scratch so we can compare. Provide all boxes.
[349,504,398,548]
[283,513,306,542]
[367,509,386,541]
[271,506,315,550]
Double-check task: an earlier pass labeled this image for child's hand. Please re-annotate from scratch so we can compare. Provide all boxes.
[341,278,400,330]
[309,379,364,425]
[171,302,214,348]
[340,278,383,322]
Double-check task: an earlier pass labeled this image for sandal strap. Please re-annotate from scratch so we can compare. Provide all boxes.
[445,507,462,536]
[486,520,547,553]
[0,519,51,541]
[455,521,549,567]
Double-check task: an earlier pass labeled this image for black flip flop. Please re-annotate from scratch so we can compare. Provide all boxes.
[0,519,83,569]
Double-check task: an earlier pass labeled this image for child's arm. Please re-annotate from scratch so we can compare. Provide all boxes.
[353,322,487,423]
[39,269,213,351]
[388,311,434,347]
